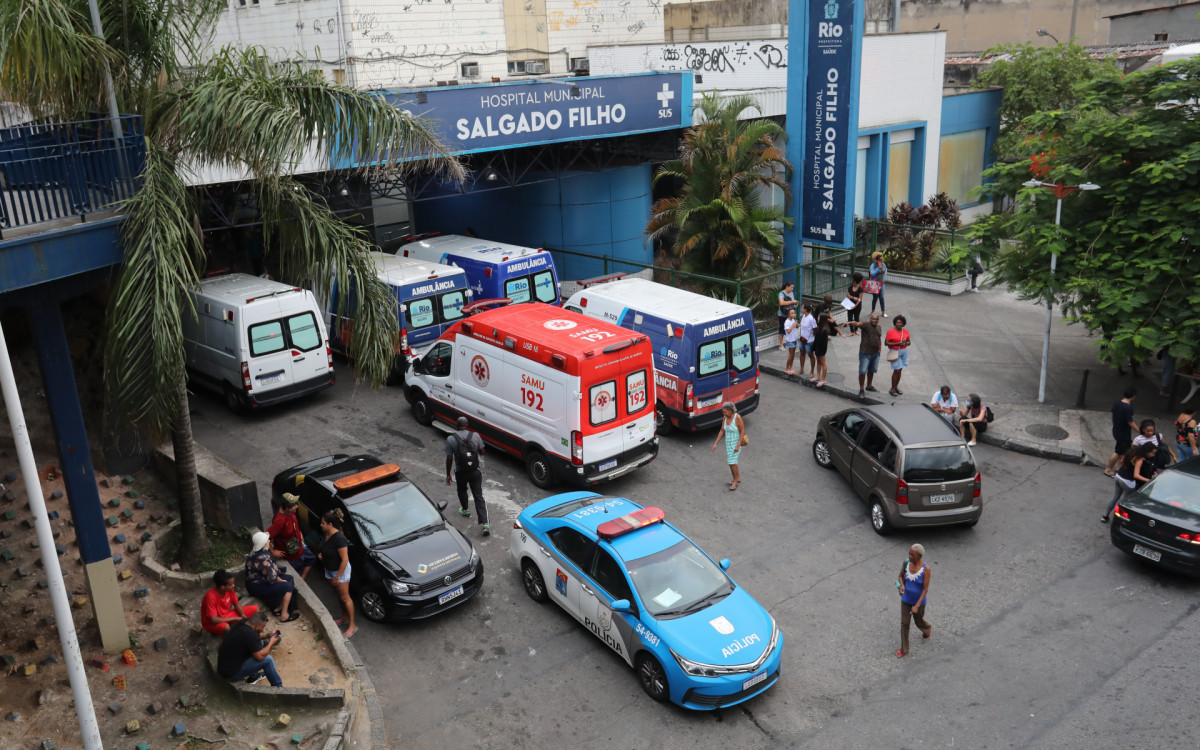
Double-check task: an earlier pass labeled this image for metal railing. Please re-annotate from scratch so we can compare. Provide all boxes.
[854,219,974,283]
[0,115,144,237]
[546,244,858,310]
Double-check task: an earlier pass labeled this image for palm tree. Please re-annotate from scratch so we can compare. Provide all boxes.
[646,93,793,287]
[1,0,464,566]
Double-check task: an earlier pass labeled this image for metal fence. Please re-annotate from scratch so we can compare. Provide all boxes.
[545,245,858,311]
[852,219,975,284]
[0,115,145,237]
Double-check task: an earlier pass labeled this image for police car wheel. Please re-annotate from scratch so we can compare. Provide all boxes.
[521,560,549,603]
[525,449,556,490]
[870,499,893,536]
[359,588,388,623]
[812,437,834,469]
[654,403,673,435]
[412,392,433,426]
[636,653,669,703]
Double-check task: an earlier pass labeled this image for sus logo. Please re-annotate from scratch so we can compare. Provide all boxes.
[471,355,490,387]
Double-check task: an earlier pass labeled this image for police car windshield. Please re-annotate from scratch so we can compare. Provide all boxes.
[348,484,443,548]
[626,540,732,618]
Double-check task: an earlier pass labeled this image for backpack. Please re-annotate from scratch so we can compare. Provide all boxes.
[453,433,479,472]
[985,406,995,423]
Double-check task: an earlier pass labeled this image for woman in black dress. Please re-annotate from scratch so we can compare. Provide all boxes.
[812,312,841,387]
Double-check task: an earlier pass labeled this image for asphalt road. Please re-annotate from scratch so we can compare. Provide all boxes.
[188,368,1200,750]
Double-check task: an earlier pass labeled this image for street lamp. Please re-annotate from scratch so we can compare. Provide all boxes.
[1023,179,1100,403]
[1036,28,1060,44]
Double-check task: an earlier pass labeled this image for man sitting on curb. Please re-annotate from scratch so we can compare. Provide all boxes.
[216,610,283,687]
[201,570,259,637]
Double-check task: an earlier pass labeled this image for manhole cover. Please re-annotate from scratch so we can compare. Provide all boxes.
[1026,423,1069,440]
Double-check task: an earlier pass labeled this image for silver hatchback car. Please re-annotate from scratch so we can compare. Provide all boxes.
[812,404,982,535]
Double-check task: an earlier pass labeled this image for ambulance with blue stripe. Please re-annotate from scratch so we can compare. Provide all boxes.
[396,234,560,306]
[510,492,783,709]
[324,252,471,381]
[564,278,759,433]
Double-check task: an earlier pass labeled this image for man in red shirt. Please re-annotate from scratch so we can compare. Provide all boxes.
[201,570,258,637]
[266,492,316,579]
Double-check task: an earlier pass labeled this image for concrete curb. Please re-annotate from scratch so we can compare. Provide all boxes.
[760,363,1097,466]
[138,520,382,748]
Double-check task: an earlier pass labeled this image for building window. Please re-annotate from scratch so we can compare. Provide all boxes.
[938,129,987,206]
[887,140,912,209]
[1154,32,1168,41]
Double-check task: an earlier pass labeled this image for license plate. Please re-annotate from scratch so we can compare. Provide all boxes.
[259,374,283,385]
[928,493,956,504]
[599,459,618,472]
[438,585,465,605]
[742,671,768,691]
[1133,544,1162,562]
[698,395,722,408]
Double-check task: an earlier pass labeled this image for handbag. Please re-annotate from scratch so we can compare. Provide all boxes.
[864,279,882,295]
[886,348,899,362]
[738,433,749,448]
[283,515,302,556]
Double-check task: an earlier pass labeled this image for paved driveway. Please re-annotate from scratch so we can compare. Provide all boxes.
[188,371,1200,749]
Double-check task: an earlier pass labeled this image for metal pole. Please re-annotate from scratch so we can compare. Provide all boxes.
[86,0,123,141]
[0,321,103,749]
[1038,197,1063,403]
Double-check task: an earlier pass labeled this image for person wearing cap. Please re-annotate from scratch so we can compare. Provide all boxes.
[245,531,297,622]
[446,416,489,535]
[266,491,316,579]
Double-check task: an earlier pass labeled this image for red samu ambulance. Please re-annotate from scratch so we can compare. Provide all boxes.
[404,303,659,489]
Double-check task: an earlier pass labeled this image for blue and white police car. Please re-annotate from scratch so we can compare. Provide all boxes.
[509,492,783,709]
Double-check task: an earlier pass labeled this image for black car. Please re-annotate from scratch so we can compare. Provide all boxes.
[272,455,483,621]
[1110,457,1200,576]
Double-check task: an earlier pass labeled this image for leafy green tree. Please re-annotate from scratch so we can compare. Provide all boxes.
[972,57,1200,370]
[646,93,793,297]
[1,0,462,566]
[973,42,1121,160]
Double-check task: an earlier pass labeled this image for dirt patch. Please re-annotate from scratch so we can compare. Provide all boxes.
[0,454,349,749]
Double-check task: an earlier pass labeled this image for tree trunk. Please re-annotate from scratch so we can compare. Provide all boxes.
[172,377,209,567]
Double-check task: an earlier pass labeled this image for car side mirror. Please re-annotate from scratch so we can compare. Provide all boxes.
[436,499,448,511]
[610,599,632,613]
[412,359,425,375]
[719,558,731,571]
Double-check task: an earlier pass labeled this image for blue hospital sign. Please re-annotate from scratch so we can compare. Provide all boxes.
[381,73,692,157]
[798,0,863,248]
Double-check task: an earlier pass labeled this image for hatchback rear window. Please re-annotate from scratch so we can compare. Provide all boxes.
[903,446,975,482]
[1139,471,1200,514]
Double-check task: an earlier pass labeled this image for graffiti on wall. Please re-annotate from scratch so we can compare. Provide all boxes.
[591,39,789,88]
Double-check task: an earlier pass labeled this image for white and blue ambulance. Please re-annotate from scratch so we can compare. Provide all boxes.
[395,233,560,306]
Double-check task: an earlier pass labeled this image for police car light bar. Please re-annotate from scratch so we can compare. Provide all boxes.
[333,463,402,492]
[597,507,665,539]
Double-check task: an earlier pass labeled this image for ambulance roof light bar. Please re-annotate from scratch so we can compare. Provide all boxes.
[597,507,665,539]
[333,463,402,492]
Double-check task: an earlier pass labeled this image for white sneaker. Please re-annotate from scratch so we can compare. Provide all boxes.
[967,440,977,447]
[971,288,980,293]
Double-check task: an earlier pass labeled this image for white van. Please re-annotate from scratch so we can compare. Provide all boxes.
[182,274,335,411]
[405,303,659,488]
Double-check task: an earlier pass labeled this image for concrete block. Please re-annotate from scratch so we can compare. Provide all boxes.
[29,539,39,549]
[4,472,15,482]
[21,663,36,676]
[163,673,180,686]
[126,489,139,499]
[146,701,165,714]
[125,719,140,734]
[134,586,148,598]
[113,533,126,543]
[133,499,145,509]
[54,544,66,556]
[292,734,305,744]
[172,721,187,737]
[122,475,135,485]
[2,711,17,721]
[47,510,58,520]
[108,703,122,714]
[37,689,54,704]
[40,655,58,666]
[71,596,89,609]
[154,638,168,652]
[121,508,133,519]
[137,744,150,750]
[1,511,14,520]
[41,740,56,750]
[29,636,47,650]
[0,654,12,666]
[37,578,49,589]
[274,713,292,728]
[154,444,260,532]
[112,554,123,564]
[106,516,119,527]
[107,497,121,508]
[0,549,12,561]
[50,491,63,500]
[140,532,153,543]
[118,570,132,581]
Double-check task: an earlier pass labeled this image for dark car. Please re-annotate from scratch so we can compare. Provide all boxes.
[272,455,483,621]
[812,404,982,535]
[1110,457,1200,575]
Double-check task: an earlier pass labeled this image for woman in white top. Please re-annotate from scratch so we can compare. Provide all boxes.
[782,307,800,375]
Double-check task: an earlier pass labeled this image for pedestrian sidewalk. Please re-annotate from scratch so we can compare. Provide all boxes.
[757,281,1184,466]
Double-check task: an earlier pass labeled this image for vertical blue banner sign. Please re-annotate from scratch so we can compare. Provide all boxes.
[785,0,864,255]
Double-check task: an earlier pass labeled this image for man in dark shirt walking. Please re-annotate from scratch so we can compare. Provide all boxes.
[216,610,282,686]
[846,312,883,398]
[446,416,490,535]
[1105,386,1138,477]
